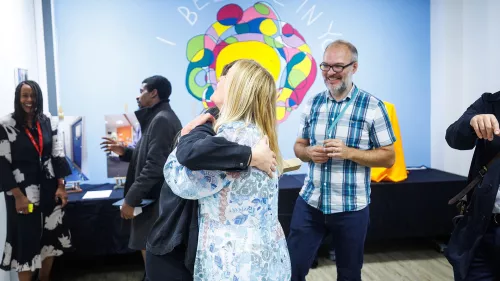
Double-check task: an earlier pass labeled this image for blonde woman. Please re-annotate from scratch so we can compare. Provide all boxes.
[164,59,291,280]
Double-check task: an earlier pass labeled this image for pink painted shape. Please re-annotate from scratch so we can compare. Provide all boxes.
[204,35,216,51]
[291,57,317,105]
[240,7,259,23]
[282,23,293,35]
[240,3,279,23]
[282,47,301,62]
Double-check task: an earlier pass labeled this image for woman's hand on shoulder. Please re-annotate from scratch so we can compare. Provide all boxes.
[250,136,277,178]
[181,113,215,136]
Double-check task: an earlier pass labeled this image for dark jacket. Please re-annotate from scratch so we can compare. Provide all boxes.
[176,122,252,171]
[444,91,500,279]
[121,100,182,207]
[146,118,251,273]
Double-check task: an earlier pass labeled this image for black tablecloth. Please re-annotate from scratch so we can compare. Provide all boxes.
[66,184,133,257]
[65,168,467,257]
[278,168,468,241]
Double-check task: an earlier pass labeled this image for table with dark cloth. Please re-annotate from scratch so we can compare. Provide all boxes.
[278,168,467,242]
[65,184,133,257]
[65,168,467,257]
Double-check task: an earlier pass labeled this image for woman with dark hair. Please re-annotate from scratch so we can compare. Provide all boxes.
[0,81,72,281]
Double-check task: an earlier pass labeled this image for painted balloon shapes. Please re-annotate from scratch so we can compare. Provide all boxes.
[185,2,317,123]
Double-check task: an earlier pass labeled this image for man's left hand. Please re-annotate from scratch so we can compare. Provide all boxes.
[121,202,135,220]
[324,139,352,160]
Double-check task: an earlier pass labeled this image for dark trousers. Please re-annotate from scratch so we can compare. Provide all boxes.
[287,196,370,281]
[457,223,500,281]
[146,246,193,281]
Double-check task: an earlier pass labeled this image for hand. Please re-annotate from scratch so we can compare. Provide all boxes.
[306,145,329,164]
[324,139,352,160]
[15,194,31,215]
[121,202,134,220]
[181,113,215,136]
[250,136,278,178]
[55,185,68,207]
[470,114,500,141]
[100,137,126,156]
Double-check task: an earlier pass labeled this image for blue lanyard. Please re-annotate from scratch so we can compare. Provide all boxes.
[325,88,357,138]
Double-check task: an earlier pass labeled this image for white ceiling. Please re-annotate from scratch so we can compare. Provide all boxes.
[104,113,138,132]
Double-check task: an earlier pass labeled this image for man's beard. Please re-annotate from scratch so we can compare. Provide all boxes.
[330,80,347,97]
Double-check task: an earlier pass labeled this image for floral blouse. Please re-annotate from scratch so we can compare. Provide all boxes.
[164,121,291,281]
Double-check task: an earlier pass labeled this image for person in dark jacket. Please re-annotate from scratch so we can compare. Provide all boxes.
[145,63,278,281]
[444,91,500,280]
[101,75,182,279]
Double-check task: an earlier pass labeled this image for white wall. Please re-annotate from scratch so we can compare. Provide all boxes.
[0,0,48,116]
[431,0,500,176]
[0,1,46,280]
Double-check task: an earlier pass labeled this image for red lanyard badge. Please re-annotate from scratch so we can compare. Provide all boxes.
[24,121,43,158]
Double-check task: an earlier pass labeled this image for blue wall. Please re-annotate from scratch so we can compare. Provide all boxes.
[54,0,430,184]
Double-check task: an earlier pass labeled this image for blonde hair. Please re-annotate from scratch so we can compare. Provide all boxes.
[214,59,283,173]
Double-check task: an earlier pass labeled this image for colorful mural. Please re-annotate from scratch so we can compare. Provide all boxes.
[185,2,317,123]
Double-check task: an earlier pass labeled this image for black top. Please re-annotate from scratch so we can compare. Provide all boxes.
[0,113,71,213]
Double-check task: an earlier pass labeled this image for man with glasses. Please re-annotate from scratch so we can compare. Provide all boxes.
[287,40,396,281]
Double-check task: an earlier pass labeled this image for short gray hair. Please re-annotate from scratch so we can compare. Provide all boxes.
[325,40,358,62]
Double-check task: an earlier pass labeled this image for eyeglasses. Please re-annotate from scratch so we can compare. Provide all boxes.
[319,61,356,73]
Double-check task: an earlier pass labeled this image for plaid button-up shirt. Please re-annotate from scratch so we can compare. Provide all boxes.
[298,84,396,214]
